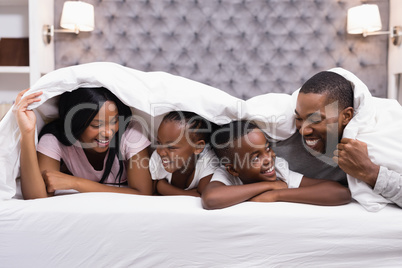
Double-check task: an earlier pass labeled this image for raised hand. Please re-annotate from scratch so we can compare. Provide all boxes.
[12,89,42,134]
[333,138,379,187]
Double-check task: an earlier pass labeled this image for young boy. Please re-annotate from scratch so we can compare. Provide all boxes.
[201,120,351,209]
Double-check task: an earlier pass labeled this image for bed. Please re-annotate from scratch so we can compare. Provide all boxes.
[1,193,402,267]
[1,63,402,267]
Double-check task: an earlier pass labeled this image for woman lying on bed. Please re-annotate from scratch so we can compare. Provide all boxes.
[13,88,153,199]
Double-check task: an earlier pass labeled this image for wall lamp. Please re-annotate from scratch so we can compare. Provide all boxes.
[43,1,95,45]
[347,4,402,46]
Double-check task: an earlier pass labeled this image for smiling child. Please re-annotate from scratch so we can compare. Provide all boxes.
[202,120,351,209]
[150,111,218,196]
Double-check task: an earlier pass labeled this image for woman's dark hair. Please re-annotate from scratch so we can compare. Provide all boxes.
[39,87,132,184]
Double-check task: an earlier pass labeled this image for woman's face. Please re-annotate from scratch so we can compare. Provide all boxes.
[156,120,198,174]
[79,101,119,154]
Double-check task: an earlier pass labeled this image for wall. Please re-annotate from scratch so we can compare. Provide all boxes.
[54,0,389,100]
[388,0,402,102]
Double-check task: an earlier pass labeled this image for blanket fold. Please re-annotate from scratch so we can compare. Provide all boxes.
[0,62,294,200]
[1,62,401,212]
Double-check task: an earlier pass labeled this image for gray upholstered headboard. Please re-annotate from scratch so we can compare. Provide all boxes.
[54,0,389,99]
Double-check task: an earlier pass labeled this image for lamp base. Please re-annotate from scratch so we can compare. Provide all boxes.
[392,26,402,46]
[42,25,54,45]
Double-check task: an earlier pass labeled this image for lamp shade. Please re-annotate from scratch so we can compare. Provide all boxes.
[347,4,382,34]
[60,1,95,32]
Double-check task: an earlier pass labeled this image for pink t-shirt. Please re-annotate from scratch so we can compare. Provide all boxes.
[37,120,151,184]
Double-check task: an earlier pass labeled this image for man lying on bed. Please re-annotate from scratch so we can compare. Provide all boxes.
[292,71,402,209]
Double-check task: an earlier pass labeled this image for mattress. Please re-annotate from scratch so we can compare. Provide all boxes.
[1,193,401,267]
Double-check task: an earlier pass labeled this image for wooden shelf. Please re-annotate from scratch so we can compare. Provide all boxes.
[0,0,54,103]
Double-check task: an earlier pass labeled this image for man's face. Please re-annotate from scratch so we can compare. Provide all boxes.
[295,93,345,155]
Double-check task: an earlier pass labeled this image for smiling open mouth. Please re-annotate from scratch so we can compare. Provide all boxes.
[305,139,319,147]
[262,165,275,175]
[162,158,172,166]
[96,139,110,146]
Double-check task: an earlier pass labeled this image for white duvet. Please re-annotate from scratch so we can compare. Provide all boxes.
[0,62,401,212]
[329,69,402,211]
[0,62,294,201]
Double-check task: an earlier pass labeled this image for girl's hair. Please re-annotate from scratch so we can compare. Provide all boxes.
[211,120,259,163]
[162,111,216,144]
[39,87,132,184]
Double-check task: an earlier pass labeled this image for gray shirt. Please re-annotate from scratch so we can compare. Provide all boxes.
[272,132,347,186]
[274,132,402,208]
[374,166,402,208]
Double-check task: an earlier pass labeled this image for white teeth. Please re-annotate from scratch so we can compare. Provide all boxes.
[162,159,170,164]
[263,166,274,174]
[305,139,319,146]
[97,139,109,144]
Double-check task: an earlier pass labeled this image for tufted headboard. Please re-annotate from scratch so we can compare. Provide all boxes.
[54,0,389,99]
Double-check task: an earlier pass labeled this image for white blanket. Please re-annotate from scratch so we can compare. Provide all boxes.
[334,69,402,211]
[0,62,294,200]
[1,62,401,211]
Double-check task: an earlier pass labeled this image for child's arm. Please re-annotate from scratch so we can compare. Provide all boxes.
[250,177,351,206]
[202,180,287,210]
[156,179,200,197]
[197,174,213,194]
[156,173,215,197]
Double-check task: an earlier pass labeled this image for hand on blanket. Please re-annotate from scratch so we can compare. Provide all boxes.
[248,180,287,202]
[333,138,380,188]
[42,170,77,193]
[12,89,42,134]
[249,190,278,202]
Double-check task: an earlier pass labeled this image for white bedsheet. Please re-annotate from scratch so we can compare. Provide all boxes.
[1,193,401,267]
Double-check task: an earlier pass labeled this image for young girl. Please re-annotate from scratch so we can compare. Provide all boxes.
[150,111,218,196]
[13,87,153,199]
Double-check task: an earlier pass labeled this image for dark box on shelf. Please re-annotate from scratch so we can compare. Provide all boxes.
[0,38,29,66]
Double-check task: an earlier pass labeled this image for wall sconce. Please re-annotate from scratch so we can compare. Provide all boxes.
[347,4,402,46]
[43,1,95,45]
